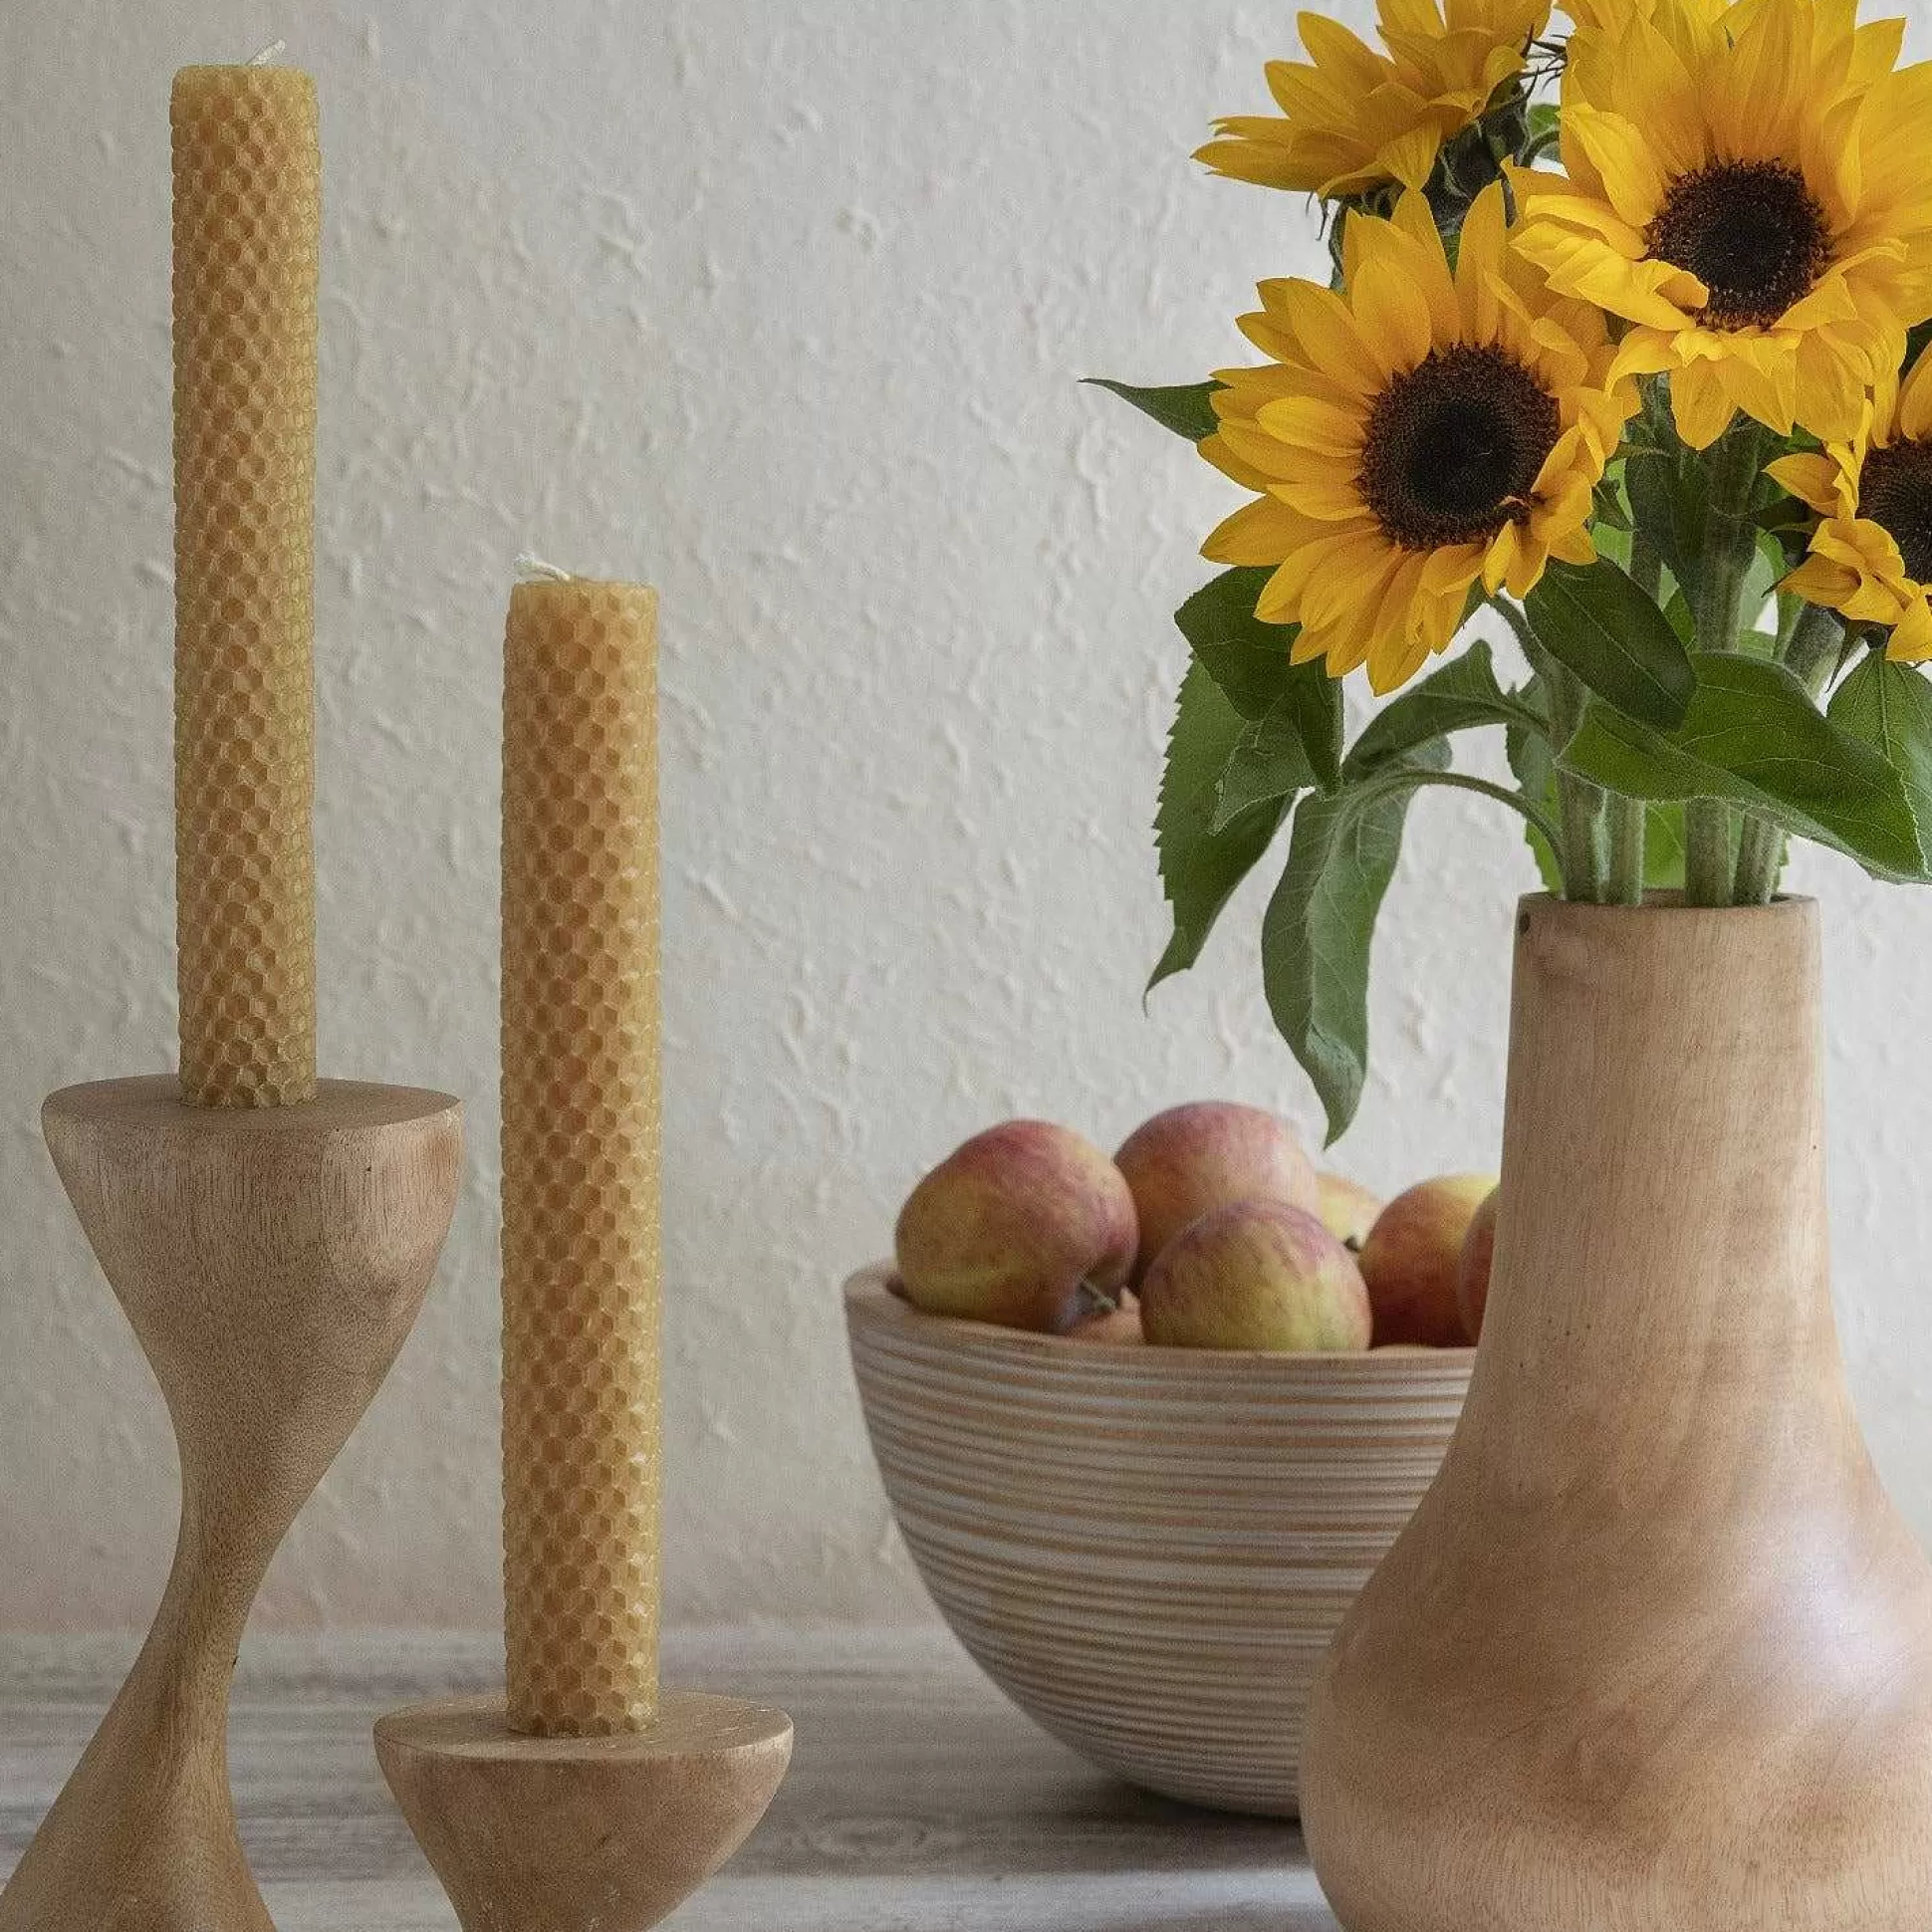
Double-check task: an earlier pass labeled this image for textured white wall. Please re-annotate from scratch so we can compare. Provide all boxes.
[4,0,1932,1631]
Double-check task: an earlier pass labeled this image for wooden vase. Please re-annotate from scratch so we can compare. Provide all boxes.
[0,1078,463,1932]
[1302,895,1932,1931]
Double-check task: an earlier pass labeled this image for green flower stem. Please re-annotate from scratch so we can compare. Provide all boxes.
[1598,531,1659,906]
[1545,658,1605,901]
[1606,796,1646,904]
[1684,419,1767,905]
[1684,802,1733,905]
[1733,606,1846,903]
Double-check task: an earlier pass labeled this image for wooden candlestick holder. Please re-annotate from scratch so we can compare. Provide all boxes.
[0,1077,463,1932]
[375,1692,793,1932]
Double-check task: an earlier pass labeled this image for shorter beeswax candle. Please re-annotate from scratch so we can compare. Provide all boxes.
[500,577,661,1738]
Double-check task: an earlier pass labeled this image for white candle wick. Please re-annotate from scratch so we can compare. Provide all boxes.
[248,40,288,66]
[515,552,577,584]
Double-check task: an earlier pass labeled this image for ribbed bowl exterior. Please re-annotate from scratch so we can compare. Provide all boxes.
[845,1270,1472,1816]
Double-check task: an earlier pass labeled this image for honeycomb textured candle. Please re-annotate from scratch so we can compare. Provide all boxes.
[501,581,662,1738]
[171,66,319,1107]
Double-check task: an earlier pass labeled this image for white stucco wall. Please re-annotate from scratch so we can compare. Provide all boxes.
[4,0,1932,1631]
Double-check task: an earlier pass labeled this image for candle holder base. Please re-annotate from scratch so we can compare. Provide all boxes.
[0,1078,463,1932]
[374,1692,793,1932]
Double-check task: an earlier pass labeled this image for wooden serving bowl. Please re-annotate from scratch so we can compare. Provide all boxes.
[845,1268,1472,1816]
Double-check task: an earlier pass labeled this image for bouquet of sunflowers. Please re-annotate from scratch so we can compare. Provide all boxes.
[1099,0,1932,1141]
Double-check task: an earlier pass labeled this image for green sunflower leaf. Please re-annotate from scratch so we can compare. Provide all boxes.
[1827,653,1932,879]
[1506,700,1565,893]
[1175,570,1344,788]
[1559,652,1927,880]
[1213,704,1320,833]
[1344,639,1546,779]
[1641,801,1691,889]
[1149,660,1294,993]
[1625,446,1710,604]
[1084,378,1223,443]
[1524,556,1697,730]
[1262,740,1451,1145]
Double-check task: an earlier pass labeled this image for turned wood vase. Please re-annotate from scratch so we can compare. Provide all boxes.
[1302,893,1932,1931]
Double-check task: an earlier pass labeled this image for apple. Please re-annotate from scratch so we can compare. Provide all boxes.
[1357,1173,1497,1347]
[1068,1302,1144,1344]
[1139,1201,1371,1351]
[1317,1172,1384,1250]
[1458,1188,1501,1341]
[894,1120,1137,1332]
[1114,1101,1319,1285]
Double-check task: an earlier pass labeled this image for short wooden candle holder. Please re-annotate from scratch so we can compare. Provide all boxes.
[0,1077,463,1932]
[375,1692,794,1932]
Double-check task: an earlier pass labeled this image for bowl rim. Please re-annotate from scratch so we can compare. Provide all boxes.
[845,1265,1476,1370]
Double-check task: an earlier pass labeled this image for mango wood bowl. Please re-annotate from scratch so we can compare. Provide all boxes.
[845,1267,1472,1816]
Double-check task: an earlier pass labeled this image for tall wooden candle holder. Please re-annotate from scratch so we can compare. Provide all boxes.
[0,1077,462,1932]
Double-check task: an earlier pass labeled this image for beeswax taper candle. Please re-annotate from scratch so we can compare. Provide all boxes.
[171,63,320,1107]
[500,576,662,1737]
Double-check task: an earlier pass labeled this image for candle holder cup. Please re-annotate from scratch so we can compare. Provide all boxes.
[0,1077,463,1932]
[374,1691,793,1932]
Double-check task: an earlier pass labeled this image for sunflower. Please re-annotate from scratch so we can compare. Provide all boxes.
[1514,0,1932,449]
[1772,350,1932,660]
[1200,182,1634,693]
[1195,0,1551,202]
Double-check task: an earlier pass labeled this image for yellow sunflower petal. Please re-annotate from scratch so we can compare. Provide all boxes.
[1768,451,1852,518]
[1256,528,1393,626]
[1254,393,1366,458]
[1455,177,1509,294]
[1376,122,1446,192]
[1793,331,1875,444]
[1298,12,1389,94]
[1564,108,1668,226]
[1717,0,1808,164]
[1712,337,1800,437]
[1270,280,1385,396]
[1811,518,1912,621]
[1896,348,1932,441]
[1784,551,1863,612]
[1350,255,1436,373]
[1890,596,1932,663]
[1204,497,1311,567]
[1669,359,1739,449]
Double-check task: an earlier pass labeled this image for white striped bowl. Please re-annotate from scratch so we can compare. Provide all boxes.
[845,1268,1472,1816]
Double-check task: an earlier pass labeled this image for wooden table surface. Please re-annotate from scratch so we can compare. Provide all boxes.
[0,1629,1335,1930]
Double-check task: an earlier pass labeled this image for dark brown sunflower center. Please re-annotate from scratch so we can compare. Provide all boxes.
[1648,160,1830,329]
[1357,344,1562,552]
[1861,438,1932,583]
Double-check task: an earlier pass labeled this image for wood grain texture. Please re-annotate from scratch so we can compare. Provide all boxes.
[375,1692,791,1932]
[846,1273,1471,1815]
[0,1632,1335,1931]
[0,1080,462,1932]
[1303,894,1932,1932]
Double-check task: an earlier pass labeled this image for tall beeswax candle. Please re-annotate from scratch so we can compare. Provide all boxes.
[500,579,662,1737]
[171,65,320,1107]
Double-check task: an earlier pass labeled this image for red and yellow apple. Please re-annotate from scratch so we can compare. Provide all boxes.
[1317,1171,1384,1250]
[1358,1173,1497,1347]
[1068,1301,1144,1344]
[1458,1188,1501,1342]
[1114,1101,1319,1284]
[1139,1201,1371,1351]
[894,1120,1137,1332]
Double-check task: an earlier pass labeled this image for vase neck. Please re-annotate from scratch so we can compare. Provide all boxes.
[1476,895,1849,1487]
